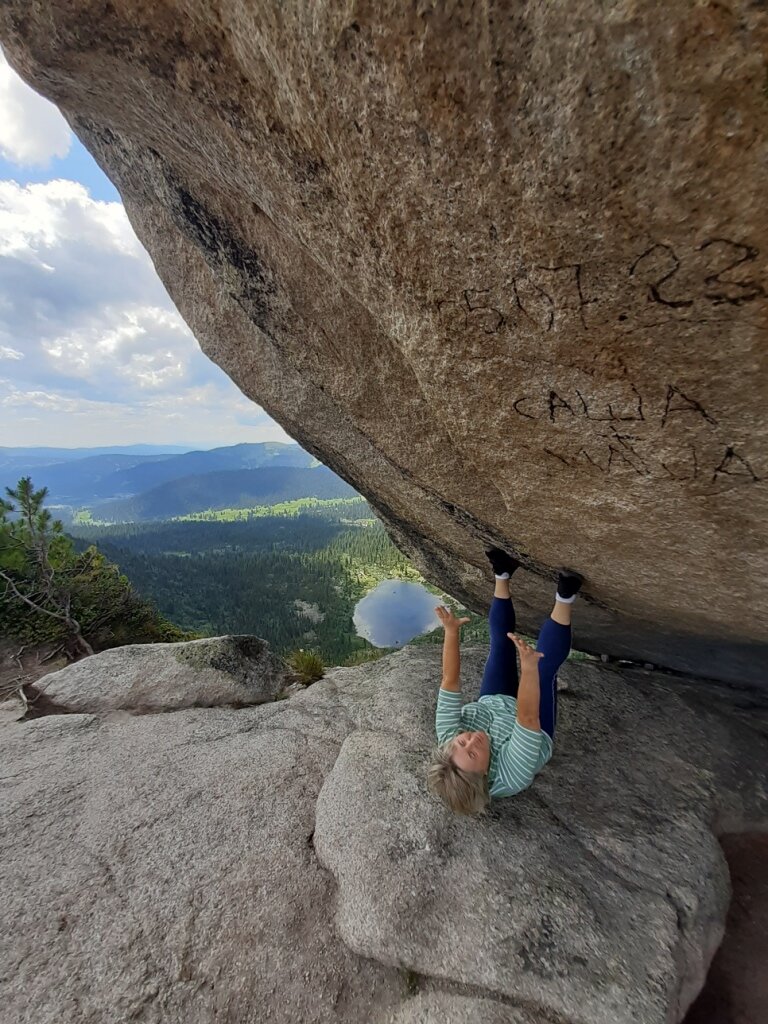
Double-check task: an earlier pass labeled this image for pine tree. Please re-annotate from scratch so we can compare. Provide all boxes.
[0,478,94,658]
[1,478,195,658]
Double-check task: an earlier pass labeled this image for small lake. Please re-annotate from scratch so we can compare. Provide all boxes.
[353,579,443,648]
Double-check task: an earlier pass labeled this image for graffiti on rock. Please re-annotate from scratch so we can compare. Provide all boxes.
[435,239,765,493]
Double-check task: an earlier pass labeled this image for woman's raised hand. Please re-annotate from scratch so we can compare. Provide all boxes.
[435,605,471,631]
[507,632,544,668]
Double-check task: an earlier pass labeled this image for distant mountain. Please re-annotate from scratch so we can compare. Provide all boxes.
[0,444,193,468]
[94,465,357,522]
[94,443,318,500]
[1,442,317,505]
[2,454,172,502]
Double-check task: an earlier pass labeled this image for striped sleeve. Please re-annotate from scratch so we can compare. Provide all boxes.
[495,722,545,795]
[435,689,463,745]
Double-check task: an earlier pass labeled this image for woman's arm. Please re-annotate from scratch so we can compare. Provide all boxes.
[515,664,541,730]
[493,633,545,794]
[435,605,470,691]
[441,627,461,691]
[507,633,544,731]
[434,606,470,744]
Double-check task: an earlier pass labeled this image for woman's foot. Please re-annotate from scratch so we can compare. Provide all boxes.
[556,568,583,602]
[485,547,520,578]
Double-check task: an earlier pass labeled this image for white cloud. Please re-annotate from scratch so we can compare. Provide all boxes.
[0,178,139,263]
[0,179,198,397]
[0,378,292,447]
[0,50,72,167]
[42,305,190,389]
[0,179,294,447]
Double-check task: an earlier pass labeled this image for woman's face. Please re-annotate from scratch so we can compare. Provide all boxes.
[451,731,490,773]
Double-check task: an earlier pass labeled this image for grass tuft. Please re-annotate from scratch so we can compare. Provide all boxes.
[285,648,325,684]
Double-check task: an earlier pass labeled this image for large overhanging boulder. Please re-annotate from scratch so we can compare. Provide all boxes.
[1,2,766,683]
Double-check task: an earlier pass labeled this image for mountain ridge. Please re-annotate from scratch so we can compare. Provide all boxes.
[1,442,316,505]
[93,464,357,521]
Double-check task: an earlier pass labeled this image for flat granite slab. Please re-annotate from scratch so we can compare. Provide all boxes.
[2,642,767,1023]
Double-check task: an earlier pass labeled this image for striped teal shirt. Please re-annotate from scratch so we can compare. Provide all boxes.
[436,689,553,798]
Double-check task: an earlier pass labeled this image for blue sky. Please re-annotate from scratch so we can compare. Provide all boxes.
[0,137,121,203]
[0,49,292,449]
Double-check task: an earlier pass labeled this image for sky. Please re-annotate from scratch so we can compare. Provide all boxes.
[0,49,294,450]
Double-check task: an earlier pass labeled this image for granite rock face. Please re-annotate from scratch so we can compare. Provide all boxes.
[1,2,767,682]
[35,635,290,715]
[2,640,767,1024]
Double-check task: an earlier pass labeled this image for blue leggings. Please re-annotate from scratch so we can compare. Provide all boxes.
[479,597,571,740]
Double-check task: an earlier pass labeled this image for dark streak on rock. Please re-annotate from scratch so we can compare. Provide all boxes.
[165,181,279,339]
[292,152,329,186]
[415,124,430,148]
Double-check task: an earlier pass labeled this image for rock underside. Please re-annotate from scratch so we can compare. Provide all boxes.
[0,2,766,683]
[2,639,767,1024]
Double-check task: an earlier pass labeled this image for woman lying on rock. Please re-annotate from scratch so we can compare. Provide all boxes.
[427,548,582,815]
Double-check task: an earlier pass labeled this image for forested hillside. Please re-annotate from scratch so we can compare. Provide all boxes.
[92,465,357,522]
[3,478,485,675]
[1,479,194,660]
[70,497,487,666]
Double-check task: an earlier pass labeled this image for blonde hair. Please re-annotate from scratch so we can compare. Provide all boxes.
[427,741,490,816]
